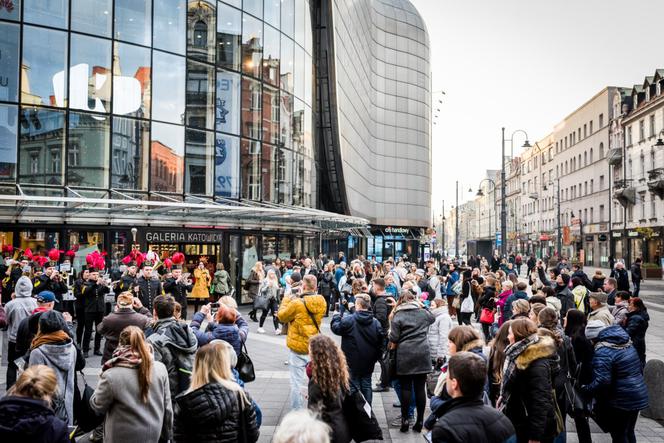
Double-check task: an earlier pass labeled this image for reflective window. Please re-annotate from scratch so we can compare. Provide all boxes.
[0,104,17,181]
[261,143,277,202]
[294,44,304,99]
[242,14,263,78]
[67,112,110,188]
[304,53,312,106]
[0,22,20,102]
[216,3,241,71]
[111,117,150,190]
[0,0,19,21]
[151,121,184,193]
[292,152,303,205]
[113,42,151,118]
[221,0,241,7]
[187,0,216,64]
[280,35,293,93]
[71,0,112,37]
[152,51,186,124]
[262,85,279,144]
[276,145,292,204]
[264,0,280,28]
[304,0,312,54]
[215,133,240,198]
[244,0,262,19]
[154,0,187,54]
[303,104,312,156]
[21,26,68,108]
[241,77,261,139]
[279,91,292,148]
[263,24,280,86]
[294,0,305,45]
[216,69,240,134]
[241,138,261,200]
[185,128,214,195]
[186,60,215,130]
[70,34,112,113]
[115,0,152,46]
[292,97,304,153]
[19,107,66,185]
[24,0,68,28]
[281,0,294,37]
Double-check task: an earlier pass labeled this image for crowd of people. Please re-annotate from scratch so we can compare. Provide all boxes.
[0,246,654,443]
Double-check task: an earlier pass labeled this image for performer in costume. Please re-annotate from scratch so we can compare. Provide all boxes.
[134,250,163,312]
[191,259,211,312]
[163,252,193,319]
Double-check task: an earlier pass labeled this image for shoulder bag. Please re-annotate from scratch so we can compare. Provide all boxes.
[302,298,320,333]
[342,386,383,442]
[236,342,256,383]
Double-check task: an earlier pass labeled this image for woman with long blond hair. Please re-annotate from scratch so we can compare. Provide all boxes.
[174,342,259,443]
[307,334,351,443]
[90,326,172,443]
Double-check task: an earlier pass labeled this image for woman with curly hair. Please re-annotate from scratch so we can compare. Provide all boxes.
[307,334,351,443]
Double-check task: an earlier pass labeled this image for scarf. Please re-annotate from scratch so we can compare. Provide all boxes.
[30,330,70,350]
[103,345,143,372]
[499,333,540,408]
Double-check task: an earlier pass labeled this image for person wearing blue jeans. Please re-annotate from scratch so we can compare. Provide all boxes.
[350,374,373,405]
[288,350,310,409]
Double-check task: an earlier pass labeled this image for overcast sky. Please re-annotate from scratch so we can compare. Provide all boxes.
[409,0,664,222]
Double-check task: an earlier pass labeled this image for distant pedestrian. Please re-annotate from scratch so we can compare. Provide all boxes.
[5,276,38,389]
[630,258,643,297]
[624,297,649,367]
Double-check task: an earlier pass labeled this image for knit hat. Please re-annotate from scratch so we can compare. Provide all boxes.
[589,291,608,305]
[38,310,68,334]
[36,291,56,303]
[117,292,134,308]
[585,319,607,340]
[290,272,302,283]
[15,276,33,298]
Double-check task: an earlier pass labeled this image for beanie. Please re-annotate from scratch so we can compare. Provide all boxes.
[15,276,33,298]
[38,310,68,334]
[585,319,607,340]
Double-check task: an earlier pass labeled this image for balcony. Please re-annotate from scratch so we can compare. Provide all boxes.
[647,168,664,198]
[613,179,636,207]
[607,147,623,165]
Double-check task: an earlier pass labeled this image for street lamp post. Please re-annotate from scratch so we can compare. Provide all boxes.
[455,180,459,257]
[501,128,531,257]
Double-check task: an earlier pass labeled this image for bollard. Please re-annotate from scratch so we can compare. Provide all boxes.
[642,359,664,420]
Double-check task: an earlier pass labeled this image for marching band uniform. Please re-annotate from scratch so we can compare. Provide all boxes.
[136,260,163,312]
[163,271,193,320]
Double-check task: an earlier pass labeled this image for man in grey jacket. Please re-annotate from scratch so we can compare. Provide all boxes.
[4,276,37,388]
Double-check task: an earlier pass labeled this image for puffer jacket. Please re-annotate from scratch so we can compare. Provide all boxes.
[190,312,241,355]
[0,396,69,443]
[582,325,648,411]
[428,306,454,359]
[624,309,649,366]
[174,383,259,443]
[277,292,327,354]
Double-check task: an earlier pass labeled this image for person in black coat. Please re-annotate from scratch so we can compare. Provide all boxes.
[163,266,193,320]
[564,309,594,443]
[554,274,575,318]
[432,352,515,443]
[611,262,630,292]
[624,297,649,367]
[135,263,163,312]
[630,258,643,297]
[81,268,109,357]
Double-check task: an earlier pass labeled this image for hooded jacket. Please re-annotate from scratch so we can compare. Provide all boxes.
[330,310,384,376]
[147,317,199,398]
[431,397,515,443]
[28,338,77,425]
[0,396,69,443]
[277,292,327,355]
[624,309,649,365]
[428,306,454,359]
[5,276,38,342]
[388,302,435,375]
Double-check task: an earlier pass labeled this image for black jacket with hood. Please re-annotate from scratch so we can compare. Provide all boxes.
[432,397,515,443]
[330,310,385,376]
[0,397,69,443]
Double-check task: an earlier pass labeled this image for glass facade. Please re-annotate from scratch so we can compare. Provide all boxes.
[0,0,314,206]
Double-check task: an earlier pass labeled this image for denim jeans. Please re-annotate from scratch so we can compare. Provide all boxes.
[391,378,415,417]
[288,350,310,410]
[350,373,373,405]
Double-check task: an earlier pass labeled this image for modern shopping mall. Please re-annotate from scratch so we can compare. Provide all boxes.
[0,0,431,300]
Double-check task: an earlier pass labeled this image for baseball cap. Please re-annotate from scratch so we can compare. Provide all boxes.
[36,291,56,303]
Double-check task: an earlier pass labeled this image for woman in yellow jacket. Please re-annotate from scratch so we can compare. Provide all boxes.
[191,261,211,311]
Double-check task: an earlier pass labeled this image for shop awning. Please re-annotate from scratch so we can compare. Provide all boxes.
[0,185,370,233]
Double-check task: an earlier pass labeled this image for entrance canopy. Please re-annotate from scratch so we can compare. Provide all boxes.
[0,185,370,232]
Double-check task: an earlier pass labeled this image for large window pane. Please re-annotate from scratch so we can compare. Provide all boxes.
[304,53,312,106]
[292,152,303,205]
[111,117,150,190]
[244,0,262,19]
[263,24,280,86]
[242,14,263,78]
[0,22,19,102]
[113,42,151,118]
[187,0,216,64]
[215,133,240,198]
[67,112,110,188]
[0,0,19,21]
[264,0,280,28]
[304,104,312,157]
[262,85,279,144]
[241,138,261,200]
[186,60,215,130]
[261,143,277,202]
[292,97,304,153]
[280,35,293,93]
[281,0,294,37]
[185,128,214,195]
[216,3,241,71]
[303,153,313,207]
[222,0,241,8]
[19,107,66,185]
[151,121,184,193]
[71,0,112,37]
[304,0,312,54]
[279,91,292,148]
[216,69,240,134]
[152,51,186,124]
[24,0,68,28]
[21,26,68,108]
[0,104,17,181]
[294,44,304,100]
[241,77,261,139]
[70,34,112,113]
[154,0,186,54]
[294,0,305,45]
[115,0,152,46]
[276,145,292,204]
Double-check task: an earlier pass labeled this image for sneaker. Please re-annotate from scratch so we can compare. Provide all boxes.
[372,385,390,393]
[257,327,265,334]
[392,402,401,408]
[275,328,282,335]
[390,415,414,427]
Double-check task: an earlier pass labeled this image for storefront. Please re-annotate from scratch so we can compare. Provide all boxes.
[367,226,422,263]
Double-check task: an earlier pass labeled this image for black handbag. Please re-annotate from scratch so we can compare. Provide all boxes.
[564,364,590,418]
[342,389,383,442]
[73,372,104,432]
[236,342,256,383]
[383,348,397,382]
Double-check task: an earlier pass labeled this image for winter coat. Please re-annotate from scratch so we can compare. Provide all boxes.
[277,292,327,355]
[612,301,629,326]
[190,312,241,355]
[372,294,394,330]
[330,310,384,376]
[431,397,515,443]
[428,307,454,359]
[163,278,193,308]
[136,275,163,311]
[545,296,562,312]
[588,305,614,326]
[582,325,648,411]
[246,270,262,300]
[445,271,459,296]
[318,271,335,298]
[479,286,497,311]
[624,309,649,365]
[388,302,435,375]
[503,291,528,322]
[28,338,77,425]
[630,263,642,283]
[0,397,69,443]
[98,307,151,363]
[147,317,199,398]
[502,336,559,443]
[591,276,605,292]
[212,270,231,295]
[90,362,173,443]
[612,268,629,292]
[496,290,511,326]
[554,285,574,318]
[82,281,110,314]
[571,270,594,290]
[5,281,38,342]
[174,383,259,443]
[308,381,351,443]
[569,334,594,386]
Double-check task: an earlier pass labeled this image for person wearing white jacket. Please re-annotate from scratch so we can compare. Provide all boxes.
[427,299,454,365]
[4,276,38,388]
